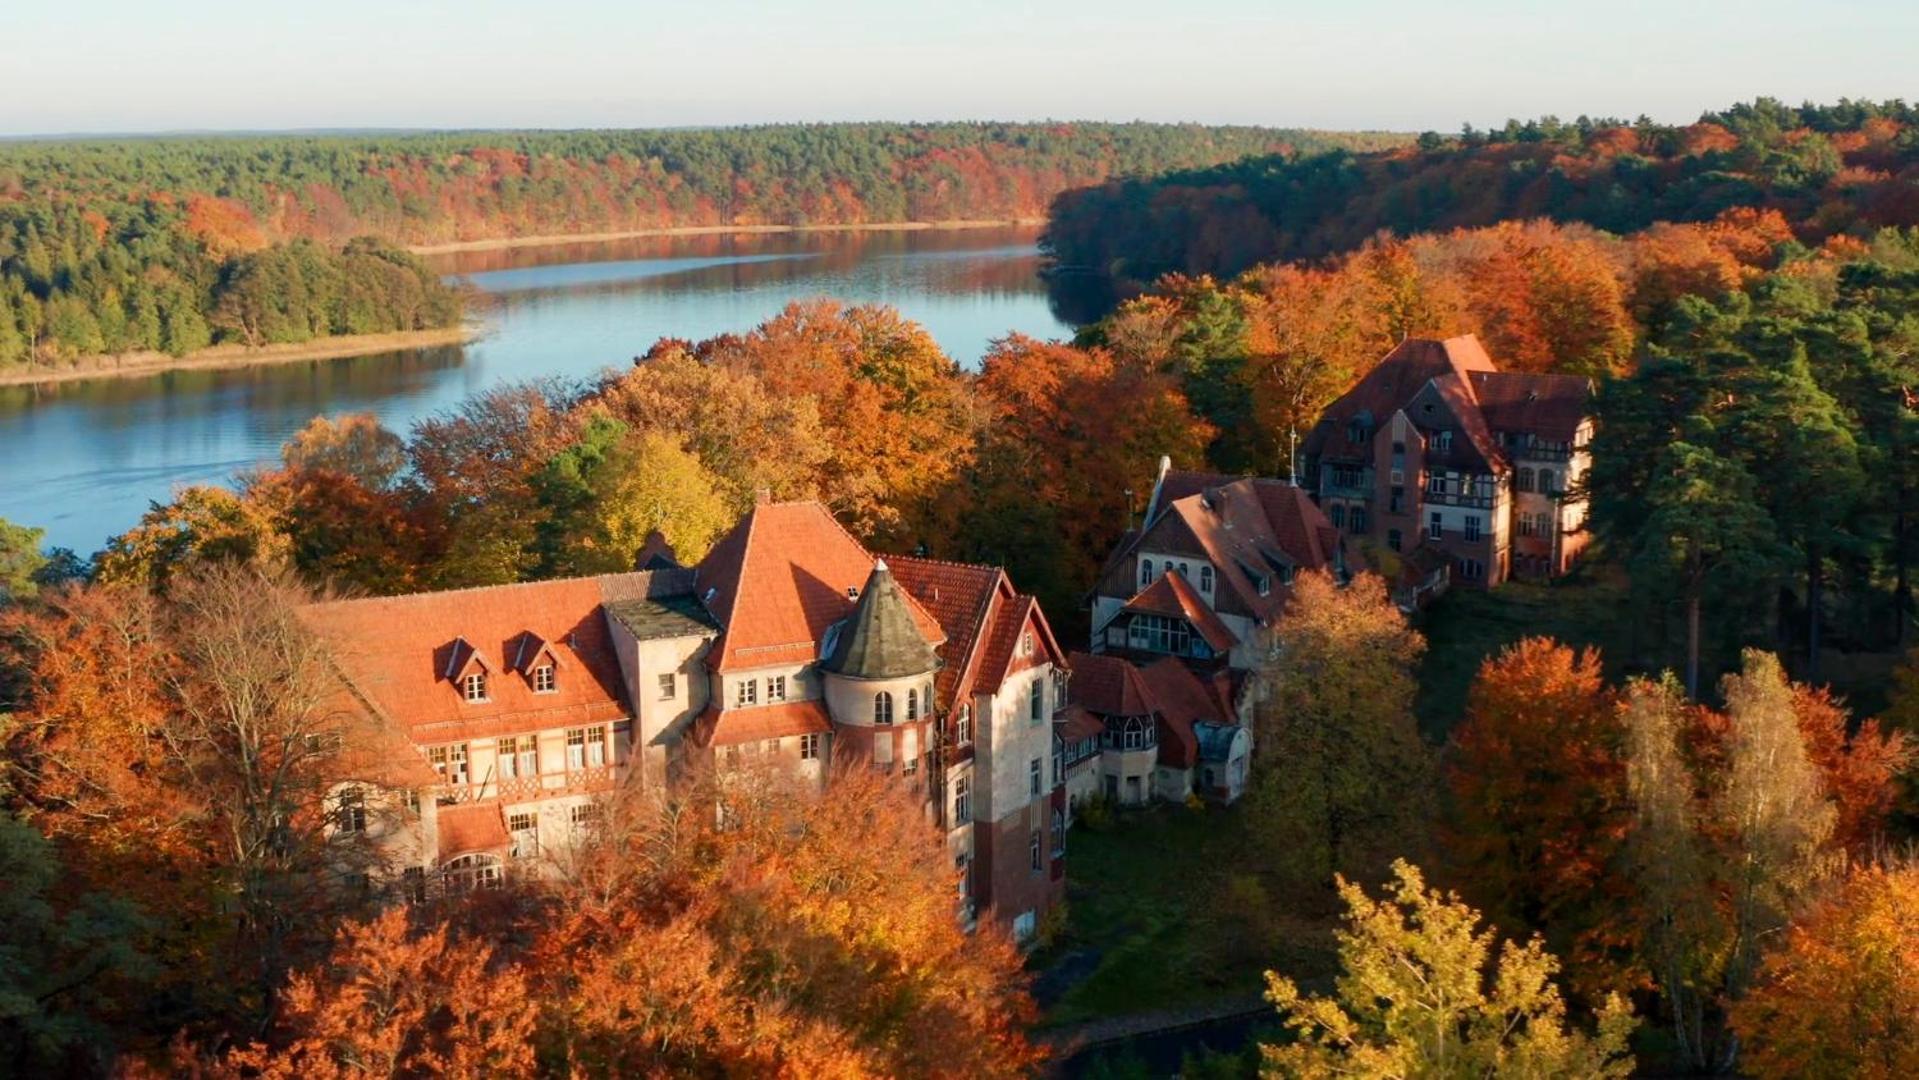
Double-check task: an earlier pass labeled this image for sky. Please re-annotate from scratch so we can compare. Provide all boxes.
[7,0,1916,136]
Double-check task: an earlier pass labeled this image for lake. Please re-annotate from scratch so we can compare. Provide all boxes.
[0,226,1071,555]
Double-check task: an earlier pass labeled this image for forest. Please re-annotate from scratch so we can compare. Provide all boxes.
[1042,98,1919,306]
[0,122,1403,366]
[4,101,1919,1076]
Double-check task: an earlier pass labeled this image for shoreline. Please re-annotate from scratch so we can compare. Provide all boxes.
[0,325,483,389]
[408,217,1046,256]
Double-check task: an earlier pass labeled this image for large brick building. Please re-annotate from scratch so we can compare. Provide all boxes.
[1300,334,1593,595]
[300,500,1067,937]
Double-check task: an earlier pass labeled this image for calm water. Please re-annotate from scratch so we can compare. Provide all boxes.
[0,226,1071,554]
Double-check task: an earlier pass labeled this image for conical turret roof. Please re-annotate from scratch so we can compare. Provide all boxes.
[819,559,941,680]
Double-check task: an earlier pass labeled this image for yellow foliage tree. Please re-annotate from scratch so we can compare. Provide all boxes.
[1263,859,1636,1080]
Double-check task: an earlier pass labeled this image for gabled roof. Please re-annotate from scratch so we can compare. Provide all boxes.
[1120,571,1239,653]
[819,560,942,680]
[690,700,833,748]
[1066,651,1155,717]
[694,502,941,673]
[889,556,1006,708]
[1302,334,1498,462]
[300,572,675,746]
[1095,475,1338,626]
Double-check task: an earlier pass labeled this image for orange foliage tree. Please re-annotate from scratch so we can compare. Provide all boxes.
[1444,638,1635,994]
[1727,862,1919,1080]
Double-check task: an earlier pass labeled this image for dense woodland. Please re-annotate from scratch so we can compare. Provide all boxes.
[1044,99,1919,302]
[3,102,1918,1076]
[0,123,1400,365]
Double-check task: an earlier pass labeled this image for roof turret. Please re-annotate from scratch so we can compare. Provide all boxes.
[818,559,942,680]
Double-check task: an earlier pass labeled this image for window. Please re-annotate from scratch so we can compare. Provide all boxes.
[1029,678,1044,722]
[461,671,488,703]
[443,854,502,894]
[1104,715,1154,751]
[1464,515,1482,542]
[1329,504,1345,529]
[1030,829,1043,872]
[336,787,367,833]
[1427,472,1449,496]
[1199,565,1213,593]
[657,672,677,700]
[1434,430,1453,453]
[1428,512,1444,540]
[1518,515,1534,538]
[1030,757,1043,796]
[956,704,972,744]
[1459,558,1485,581]
[612,719,632,762]
[874,692,893,725]
[736,679,757,707]
[1021,632,1034,658]
[1256,574,1271,596]
[1127,613,1192,657]
[799,733,821,760]
[1052,807,1066,857]
[1539,469,1557,496]
[1387,528,1403,552]
[953,776,971,823]
[1537,512,1554,536]
[498,735,538,780]
[497,736,521,780]
[1389,485,1404,513]
[429,743,468,786]
[570,803,603,830]
[767,675,786,702]
[762,739,779,756]
[907,688,919,721]
[1140,559,1154,587]
[565,726,607,770]
[1517,467,1535,493]
[532,664,555,693]
[509,812,538,859]
[1331,463,1362,488]
[402,866,428,903]
[1349,507,1368,534]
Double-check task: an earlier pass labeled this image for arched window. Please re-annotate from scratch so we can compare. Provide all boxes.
[874,692,894,725]
[906,688,919,721]
[1140,559,1154,586]
[1517,467,1535,492]
[1199,565,1213,593]
[443,853,502,894]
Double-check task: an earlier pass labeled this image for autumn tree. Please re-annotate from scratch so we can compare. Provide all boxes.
[1787,685,1913,852]
[533,764,1043,1078]
[280,413,407,491]
[214,907,539,1079]
[0,517,46,602]
[94,487,291,592]
[1727,861,1919,1080]
[533,417,731,575]
[1444,638,1633,992]
[1262,859,1635,1079]
[1251,571,1431,884]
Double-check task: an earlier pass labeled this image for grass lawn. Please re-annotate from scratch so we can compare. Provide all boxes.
[1414,570,1634,742]
[1032,803,1336,1027]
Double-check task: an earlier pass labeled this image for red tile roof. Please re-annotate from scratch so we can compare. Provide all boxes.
[1303,334,1497,462]
[889,556,1005,709]
[1121,571,1239,653]
[437,801,509,860]
[1067,651,1155,717]
[695,502,942,672]
[300,573,664,747]
[691,700,833,748]
[1054,703,1105,742]
[1138,657,1229,770]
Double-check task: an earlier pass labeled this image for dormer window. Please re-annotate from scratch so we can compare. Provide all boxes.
[532,664,556,694]
[462,671,488,703]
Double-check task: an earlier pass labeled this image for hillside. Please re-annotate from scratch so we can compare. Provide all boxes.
[0,123,1408,368]
[1043,99,1919,303]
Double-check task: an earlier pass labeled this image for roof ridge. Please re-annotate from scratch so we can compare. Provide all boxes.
[889,552,1004,576]
[303,570,659,612]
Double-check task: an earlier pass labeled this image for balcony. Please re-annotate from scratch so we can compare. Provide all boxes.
[1424,491,1495,510]
[437,764,618,805]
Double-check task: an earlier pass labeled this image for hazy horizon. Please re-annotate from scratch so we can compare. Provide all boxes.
[9,0,1914,138]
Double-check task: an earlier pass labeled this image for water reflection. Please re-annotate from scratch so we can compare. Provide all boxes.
[2,226,1071,553]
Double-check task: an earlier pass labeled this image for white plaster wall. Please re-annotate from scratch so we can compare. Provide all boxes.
[978,664,1054,824]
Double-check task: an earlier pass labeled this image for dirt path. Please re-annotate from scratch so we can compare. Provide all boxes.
[0,325,484,388]
[408,218,1045,255]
